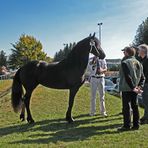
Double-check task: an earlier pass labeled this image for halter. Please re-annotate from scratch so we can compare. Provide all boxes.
[89,40,100,55]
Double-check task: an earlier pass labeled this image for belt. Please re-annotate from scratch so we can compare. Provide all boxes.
[91,76,103,79]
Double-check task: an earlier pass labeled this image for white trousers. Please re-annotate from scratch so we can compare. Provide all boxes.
[90,77,106,114]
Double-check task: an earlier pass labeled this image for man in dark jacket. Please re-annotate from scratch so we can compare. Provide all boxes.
[138,44,148,124]
[118,46,145,131]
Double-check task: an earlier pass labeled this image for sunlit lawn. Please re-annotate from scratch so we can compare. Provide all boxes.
[0,79,12,92]
[0,81,148,148]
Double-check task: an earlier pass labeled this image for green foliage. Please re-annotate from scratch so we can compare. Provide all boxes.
[0,50,7,67]
[0,82,148,147]
[133,17,148,46]
[9,34,47,68]
[53,42,76,62]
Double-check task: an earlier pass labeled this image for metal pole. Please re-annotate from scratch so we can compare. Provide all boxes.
[97,22,103,45]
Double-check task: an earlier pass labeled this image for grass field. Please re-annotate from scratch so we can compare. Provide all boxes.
[0,80,148,148]
[0,80,12,92]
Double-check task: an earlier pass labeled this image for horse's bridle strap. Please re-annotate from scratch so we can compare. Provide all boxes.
[89,40,100,56]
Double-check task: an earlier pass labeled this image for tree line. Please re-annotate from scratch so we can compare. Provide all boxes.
[0,34,52,69]
[53,42,76,62]
[0,34,76,70]
[1,17,148,70]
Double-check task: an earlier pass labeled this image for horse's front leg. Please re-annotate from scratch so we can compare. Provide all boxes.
[66,87,79,123]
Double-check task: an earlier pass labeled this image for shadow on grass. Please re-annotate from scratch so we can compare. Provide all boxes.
[9,123,122,145]
[0,113,122,144]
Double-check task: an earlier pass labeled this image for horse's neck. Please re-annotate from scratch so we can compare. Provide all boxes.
[59,43,90,73]
[79,53,89,69]
[75,48,89,74]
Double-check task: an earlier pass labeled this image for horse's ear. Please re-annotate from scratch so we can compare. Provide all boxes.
[92,32,95,38]
[89,33,92,37]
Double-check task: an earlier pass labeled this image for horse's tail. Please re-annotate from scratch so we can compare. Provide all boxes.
[11,69,23,113]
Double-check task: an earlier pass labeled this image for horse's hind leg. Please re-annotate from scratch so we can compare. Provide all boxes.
[20,103,25,121]
[24,90,34,124]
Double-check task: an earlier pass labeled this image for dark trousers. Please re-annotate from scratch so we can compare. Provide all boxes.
[122,91,139,127]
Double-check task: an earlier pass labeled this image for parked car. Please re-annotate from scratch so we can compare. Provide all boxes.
[105,76,119,84]
[109,80,145,108]
[105,79,116,92]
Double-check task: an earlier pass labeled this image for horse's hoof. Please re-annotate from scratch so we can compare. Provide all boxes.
[20,118,25,121]
[20,114,25,122]
[27,118,35,124]
[28,120,35,124]
[66,117,75,123]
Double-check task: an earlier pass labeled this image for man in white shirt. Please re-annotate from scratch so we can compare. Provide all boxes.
[88,56,107,117]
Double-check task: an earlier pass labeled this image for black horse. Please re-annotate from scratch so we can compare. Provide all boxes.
[11,33,106,123]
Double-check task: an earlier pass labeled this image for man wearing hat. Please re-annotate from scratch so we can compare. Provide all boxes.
[118,46,145,131]
[138,44,148,124]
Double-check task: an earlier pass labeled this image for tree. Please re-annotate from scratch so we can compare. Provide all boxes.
[0,50,7,67]
[133,17,148,46]
[9,34,47,68]
[53,42,76,62]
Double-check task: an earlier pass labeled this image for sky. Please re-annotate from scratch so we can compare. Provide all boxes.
[0,0,148,59]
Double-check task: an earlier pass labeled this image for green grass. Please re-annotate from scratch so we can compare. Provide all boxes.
[0,80,12,92]
[0,81,148,148]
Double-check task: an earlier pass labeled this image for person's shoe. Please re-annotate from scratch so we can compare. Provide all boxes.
[101,113,108,117]
[131,126,139,130]
[89,113,96,116]
[117,126,130,132]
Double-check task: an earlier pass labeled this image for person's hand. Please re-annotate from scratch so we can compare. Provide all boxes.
[133,87,139,94]
[133,87,143,94]
[97,67,104,74]
[137,87,143,94]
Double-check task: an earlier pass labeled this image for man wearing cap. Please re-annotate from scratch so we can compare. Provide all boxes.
[138,44,148,124]
[118,46,145,131]
[88,56,107,117]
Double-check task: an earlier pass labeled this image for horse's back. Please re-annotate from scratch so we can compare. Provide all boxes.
[19,60,84,90]
[19,61,49,89]
[19,60,62,89]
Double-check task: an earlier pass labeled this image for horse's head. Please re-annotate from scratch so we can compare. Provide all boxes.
[89,33,106,59]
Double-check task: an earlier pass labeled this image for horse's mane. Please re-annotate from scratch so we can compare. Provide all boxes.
[59,37,90,66]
